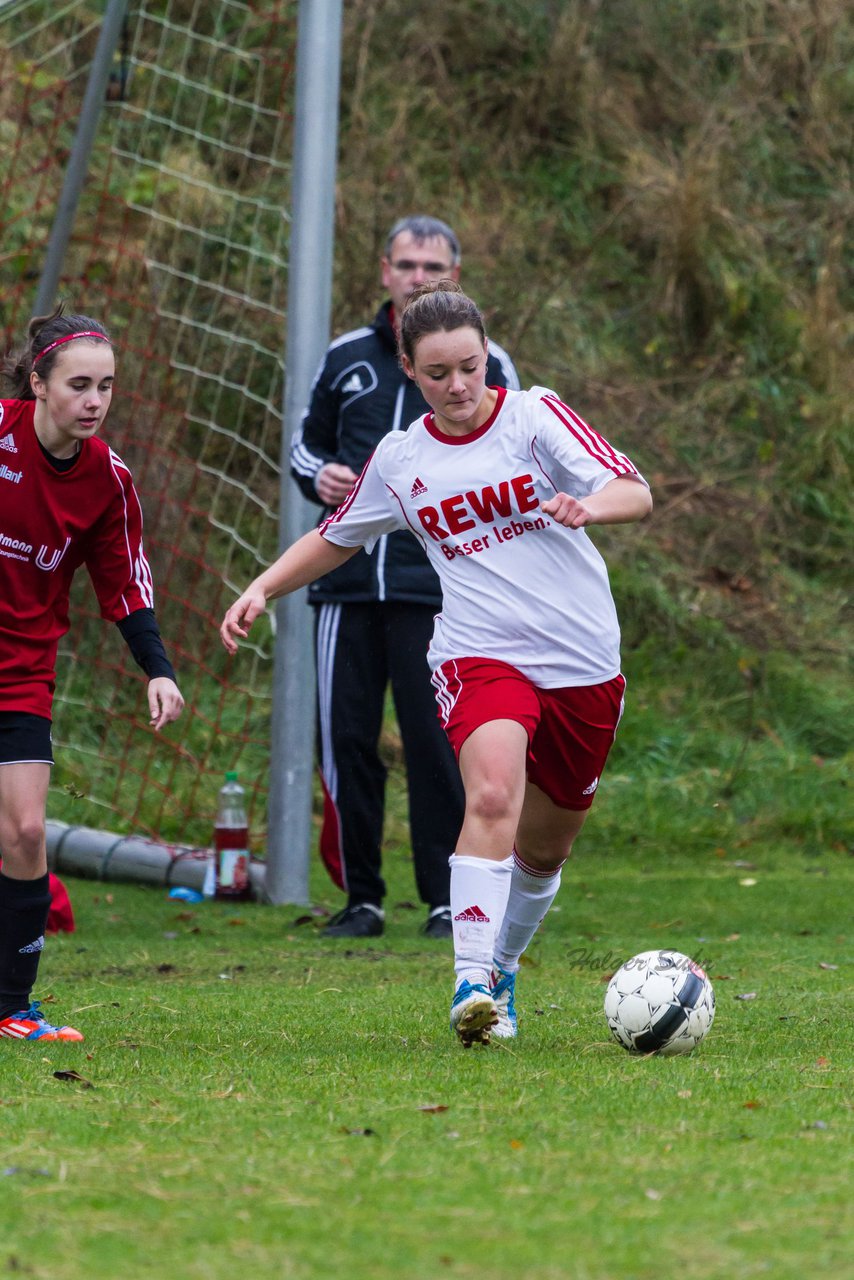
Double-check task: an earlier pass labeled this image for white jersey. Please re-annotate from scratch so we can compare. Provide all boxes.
[319,386,648,688]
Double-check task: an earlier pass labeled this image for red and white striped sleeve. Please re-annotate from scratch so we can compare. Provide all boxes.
[318,443,403,551]
[84,448,156,621]
[535,390,647,495]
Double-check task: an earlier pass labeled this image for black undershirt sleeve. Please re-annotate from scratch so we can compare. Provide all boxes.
[116,609,177,682]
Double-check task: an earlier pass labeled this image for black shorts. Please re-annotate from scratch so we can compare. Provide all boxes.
[0,712,54,765]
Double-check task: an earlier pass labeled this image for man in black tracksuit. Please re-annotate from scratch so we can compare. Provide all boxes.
[290,215,519,938]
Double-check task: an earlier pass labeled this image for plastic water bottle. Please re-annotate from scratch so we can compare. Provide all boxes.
[213,771,252,900]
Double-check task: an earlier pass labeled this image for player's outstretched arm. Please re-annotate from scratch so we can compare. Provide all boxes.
[147,677,185,731]
[542,477,652,530]
[219,529,358,654]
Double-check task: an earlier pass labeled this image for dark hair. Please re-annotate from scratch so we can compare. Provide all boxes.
[0,303,112,399]
[385,214,461,266]
[398,280,486,366]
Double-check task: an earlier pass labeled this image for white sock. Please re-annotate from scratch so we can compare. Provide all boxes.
[492,850,564,974]
[449,853,513,988]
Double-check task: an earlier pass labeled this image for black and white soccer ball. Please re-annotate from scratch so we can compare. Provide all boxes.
[604,949,715,1056]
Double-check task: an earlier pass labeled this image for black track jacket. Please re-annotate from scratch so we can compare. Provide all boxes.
[289,300,519,605]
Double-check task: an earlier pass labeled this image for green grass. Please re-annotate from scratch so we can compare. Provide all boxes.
[2,838,851,1280]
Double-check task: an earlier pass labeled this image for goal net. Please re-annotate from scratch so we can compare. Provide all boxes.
[0,0,298,849]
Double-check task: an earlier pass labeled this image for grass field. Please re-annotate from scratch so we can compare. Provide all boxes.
[2,833,851,1280]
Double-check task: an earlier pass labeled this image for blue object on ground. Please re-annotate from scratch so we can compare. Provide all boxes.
[168,887,204,903]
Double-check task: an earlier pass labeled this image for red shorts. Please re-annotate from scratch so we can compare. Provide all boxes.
[432,658,625,811]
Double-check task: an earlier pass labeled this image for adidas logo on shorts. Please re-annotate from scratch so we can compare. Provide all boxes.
[18,935,45,955]
[582,776,599,796]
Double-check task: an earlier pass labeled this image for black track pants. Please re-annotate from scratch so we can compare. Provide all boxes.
[314,601,465,909]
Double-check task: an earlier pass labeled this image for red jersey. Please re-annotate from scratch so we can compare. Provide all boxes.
[0,399,155,717]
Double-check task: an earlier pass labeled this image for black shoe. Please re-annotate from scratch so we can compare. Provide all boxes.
[322,903,385,938]
[423,906,452,939]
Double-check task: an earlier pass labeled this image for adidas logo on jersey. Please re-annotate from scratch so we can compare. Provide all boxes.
[582,776,599,796]
[454,904,490,923]
[0,431,17,453]
[410,476,427,498]
[340,373,364,394]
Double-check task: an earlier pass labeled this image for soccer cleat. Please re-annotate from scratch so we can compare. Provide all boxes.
[423,906,452,939]
[0,1001,83,1042]
[490,965,518,1039]
[322,903,384,938]
[450,980,497,1048]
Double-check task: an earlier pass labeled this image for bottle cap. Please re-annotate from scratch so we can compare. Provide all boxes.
[225,770,238,782]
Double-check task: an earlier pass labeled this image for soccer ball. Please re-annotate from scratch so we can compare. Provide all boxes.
[604,949,715,1056]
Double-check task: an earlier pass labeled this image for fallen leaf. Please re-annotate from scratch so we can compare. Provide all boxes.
[818,963,838,971]
[645,1188,663,1200]
[735,992,757,1001]
[53,1070,93,1088]
[509,1139,523,1150]
[739,878,757,887]
[725,933,741,941]
[677,1090,692,1099]
[417,1104,449,1113]
[742,1100,762,1109]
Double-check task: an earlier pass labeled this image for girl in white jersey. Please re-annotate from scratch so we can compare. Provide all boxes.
[221,281,652,1047]
[0,306,184,1044]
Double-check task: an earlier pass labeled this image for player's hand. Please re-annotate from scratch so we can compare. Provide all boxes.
[220,587,267,654]
[542,492,593,528]
[315,462,358,507]
[148,677,185,731]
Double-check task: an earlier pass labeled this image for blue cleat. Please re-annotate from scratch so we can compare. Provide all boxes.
[490,966,518,1039]
[450,980,497,1047]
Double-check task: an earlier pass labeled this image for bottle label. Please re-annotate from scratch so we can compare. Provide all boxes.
[218,848,250,891]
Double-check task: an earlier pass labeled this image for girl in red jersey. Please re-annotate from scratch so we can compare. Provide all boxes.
[0,307,184,1043]
[220,282,652,1047]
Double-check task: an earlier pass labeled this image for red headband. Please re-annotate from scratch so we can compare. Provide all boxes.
[33,331,111,365]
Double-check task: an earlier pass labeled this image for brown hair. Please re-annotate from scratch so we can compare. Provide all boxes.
[398,280,486,367]
[0,304,112,399]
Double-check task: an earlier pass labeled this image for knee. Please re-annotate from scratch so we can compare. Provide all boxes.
[466,776,518,827]
[0,812,46,864]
